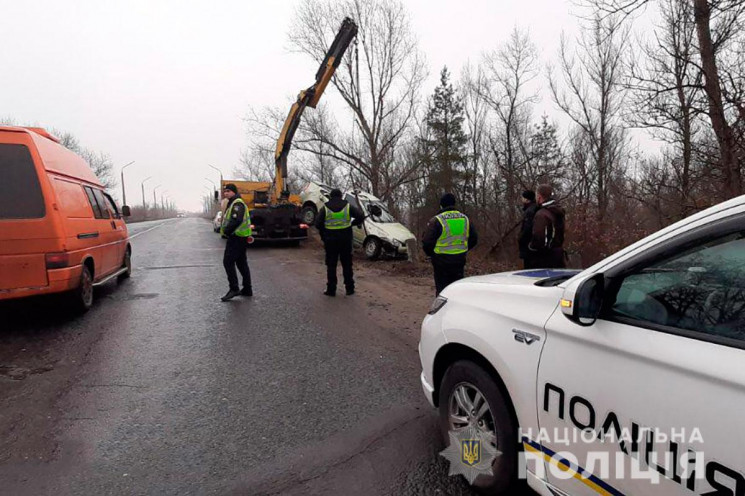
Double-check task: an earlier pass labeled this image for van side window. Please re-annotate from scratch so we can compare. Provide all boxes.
[92,189,111,219]
[102,192,120,218]
[609,231,745,344]
[83,186,107,219]
[0,143,45,219]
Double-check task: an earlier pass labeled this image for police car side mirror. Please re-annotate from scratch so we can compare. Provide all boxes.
[121,205,131,217]
[560,273,605,326]
[368,205,383,217]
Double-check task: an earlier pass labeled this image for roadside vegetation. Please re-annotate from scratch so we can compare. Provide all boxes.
[241,0,745,269]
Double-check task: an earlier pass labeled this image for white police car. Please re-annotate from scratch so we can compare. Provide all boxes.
[419,195,745,495]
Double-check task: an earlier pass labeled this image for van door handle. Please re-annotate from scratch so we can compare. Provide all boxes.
[111,221,117,229]
[77,232,99,239]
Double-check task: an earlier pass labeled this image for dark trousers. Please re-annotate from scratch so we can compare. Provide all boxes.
[433,262,465,295]
[324,237,354,292]
[223,236,251,291]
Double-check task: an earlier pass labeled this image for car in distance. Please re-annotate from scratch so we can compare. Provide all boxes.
[0,126,132,311]
[213,210,223,232]
[419,194,745,495]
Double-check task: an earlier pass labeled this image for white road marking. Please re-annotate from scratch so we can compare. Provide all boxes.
[128,219,179,239]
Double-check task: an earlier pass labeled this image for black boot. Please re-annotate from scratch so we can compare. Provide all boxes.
[221,289,241,301]
[241,287,253,297]
[345,287,355,296]
[324,288,336,297]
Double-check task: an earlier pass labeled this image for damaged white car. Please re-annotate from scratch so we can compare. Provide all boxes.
[300,182,416,259]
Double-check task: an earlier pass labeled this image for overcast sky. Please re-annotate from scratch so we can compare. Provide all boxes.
[2,0,609,211]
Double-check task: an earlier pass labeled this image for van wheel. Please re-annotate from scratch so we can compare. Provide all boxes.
[117,248,132,282]
[364,237,382,260]
[73,265,94,312]
[438,360,521,494]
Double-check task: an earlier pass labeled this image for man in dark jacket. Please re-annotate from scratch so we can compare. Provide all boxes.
[529,184,566,268]
[422,193,478,295]
[315,189,364,296]
[518,190,539,269]
[220,184,253,301]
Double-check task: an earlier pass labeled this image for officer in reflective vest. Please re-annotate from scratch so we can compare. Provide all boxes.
[220,183,253,301]
[315,188,364,296]
[422,193,478,295]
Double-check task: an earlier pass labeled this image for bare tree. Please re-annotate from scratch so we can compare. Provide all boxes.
[288,0,427,200]
[476,27,540,217]
[549,16,628,226]
[625,0,707,217]
[591,0,745,198]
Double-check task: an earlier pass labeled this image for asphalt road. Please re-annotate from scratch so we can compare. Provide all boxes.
[0,218,508,495]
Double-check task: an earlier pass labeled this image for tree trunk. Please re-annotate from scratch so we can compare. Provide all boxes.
[692,0,742,198]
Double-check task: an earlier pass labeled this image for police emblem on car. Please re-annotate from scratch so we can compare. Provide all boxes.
[462,439,481,466]
[440,424,500,484]
[512,329,540,345]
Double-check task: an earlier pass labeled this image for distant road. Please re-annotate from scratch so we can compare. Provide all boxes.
[0,218,532,495]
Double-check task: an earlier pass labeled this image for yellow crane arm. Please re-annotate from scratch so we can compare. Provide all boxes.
[273,16,358,201]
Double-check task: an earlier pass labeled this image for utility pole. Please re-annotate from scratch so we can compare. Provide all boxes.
[153,185,162,216]
[207,164,223,187]
[120,161,135,206]
[141,176,152,209]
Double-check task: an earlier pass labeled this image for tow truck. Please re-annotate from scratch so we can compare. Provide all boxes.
[226,17,358,243]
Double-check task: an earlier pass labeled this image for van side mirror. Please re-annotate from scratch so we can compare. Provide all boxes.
[122,205,131,217]
[560,273,604,326]
[368,204,383,217]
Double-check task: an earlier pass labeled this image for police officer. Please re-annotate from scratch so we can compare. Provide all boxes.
[422,193,478,295]
[220,184,253,301]
[315,189,364,296]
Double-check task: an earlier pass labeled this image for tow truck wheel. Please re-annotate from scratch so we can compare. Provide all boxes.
[438,360,521,495]
[363,237,382,260]
[301,205,317,225]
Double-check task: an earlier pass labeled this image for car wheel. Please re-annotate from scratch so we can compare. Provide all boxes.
[438,360,521,494]
[73,265,94,312]
[363,237,382,260]
[301,205,317,225]
[117,247,132,282]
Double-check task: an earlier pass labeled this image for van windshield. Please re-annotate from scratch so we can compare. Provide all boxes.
[0,144,45,219]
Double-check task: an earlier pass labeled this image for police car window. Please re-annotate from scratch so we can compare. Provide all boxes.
[609,231,745,343]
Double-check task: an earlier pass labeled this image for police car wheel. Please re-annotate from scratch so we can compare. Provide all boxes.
[438,360,521,494]
[364,237,381,260]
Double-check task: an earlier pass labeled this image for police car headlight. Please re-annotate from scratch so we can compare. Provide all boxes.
[428,296,448,315]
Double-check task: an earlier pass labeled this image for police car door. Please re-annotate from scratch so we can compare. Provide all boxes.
[536,213,745,496]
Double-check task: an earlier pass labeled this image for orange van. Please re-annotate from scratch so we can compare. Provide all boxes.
[0,126,131,311]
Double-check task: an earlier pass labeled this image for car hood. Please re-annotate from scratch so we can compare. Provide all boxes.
[366,221,415,242]
[459,269,580,287]
[439,269,581,331]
